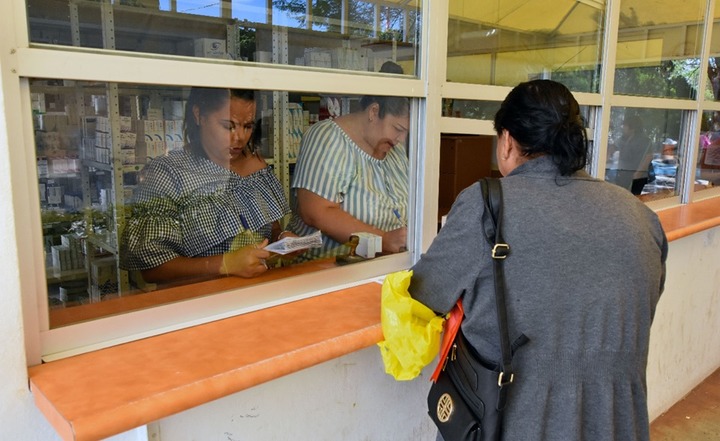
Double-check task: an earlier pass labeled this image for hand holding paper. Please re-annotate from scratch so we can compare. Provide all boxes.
[264,230,323,255]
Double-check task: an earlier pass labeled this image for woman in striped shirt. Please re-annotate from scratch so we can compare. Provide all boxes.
[288,63,410,261]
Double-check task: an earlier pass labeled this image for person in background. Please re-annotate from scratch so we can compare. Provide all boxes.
[409,80,668,440]
[608,114,655,194]
[121,87,297,283]
[287,61,409,261]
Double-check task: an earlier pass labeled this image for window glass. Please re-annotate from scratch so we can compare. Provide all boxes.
[446,0,605,92]
[26,0,420,75]
[697,6,720,193]
[697,110,720,192]
[614,0,705,99]
[441,98,592,126]
[442,99,500,120]
[31,79,413,328]
[604,107,683,200]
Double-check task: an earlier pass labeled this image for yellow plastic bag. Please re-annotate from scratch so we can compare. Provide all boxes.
[377,269,445,381]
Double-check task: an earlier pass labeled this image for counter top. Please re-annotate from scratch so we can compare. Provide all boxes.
[30,282,383,441]
[656,196,720,241]
[28,197,720,441]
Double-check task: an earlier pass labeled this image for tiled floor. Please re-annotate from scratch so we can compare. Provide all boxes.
[650,368,720,440]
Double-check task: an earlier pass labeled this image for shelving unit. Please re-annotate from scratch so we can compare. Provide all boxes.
[29,0,416,309]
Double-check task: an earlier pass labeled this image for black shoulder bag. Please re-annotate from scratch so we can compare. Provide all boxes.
[427,177,528,441]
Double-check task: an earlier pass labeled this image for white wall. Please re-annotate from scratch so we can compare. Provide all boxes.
[646,225,720,420]
[150,347,437,441]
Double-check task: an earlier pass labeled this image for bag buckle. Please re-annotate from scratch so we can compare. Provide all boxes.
[497,371,514,387]
[492,243,510,259]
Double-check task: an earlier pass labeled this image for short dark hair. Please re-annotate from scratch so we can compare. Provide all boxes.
[493,79,588,176]
[359,61,409,118]
[183,87,255,158]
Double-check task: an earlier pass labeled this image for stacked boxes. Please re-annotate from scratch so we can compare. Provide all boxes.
[286,103,309,158]
[135,119,165,161]
[135,118,184,162]
[92,116,137,164]
[94,116,112,164]
[299,47,373,71]
[260,105,310,159]
[164,119,184,152]
[87,115,186,165]
[50,234,85,271]
[89,256,118,302]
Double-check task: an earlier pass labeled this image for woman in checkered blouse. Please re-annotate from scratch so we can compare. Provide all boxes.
[121,87,297,283]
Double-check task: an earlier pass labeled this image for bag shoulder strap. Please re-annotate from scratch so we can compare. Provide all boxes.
[479,177,515,408]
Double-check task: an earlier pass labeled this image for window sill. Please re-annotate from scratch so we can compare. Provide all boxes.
[28,282,383,441]
[656,196,720,241]
[27,197,720,441]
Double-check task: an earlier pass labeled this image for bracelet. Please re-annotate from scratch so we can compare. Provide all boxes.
[278,230,292,240]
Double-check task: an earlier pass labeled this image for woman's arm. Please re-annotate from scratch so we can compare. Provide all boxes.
[296,188,406,253]
[141,241,271,283]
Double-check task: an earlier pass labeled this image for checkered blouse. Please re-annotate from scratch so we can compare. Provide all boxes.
[120,150,289,271]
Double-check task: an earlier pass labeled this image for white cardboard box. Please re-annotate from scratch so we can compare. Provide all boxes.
[352,232,382,258]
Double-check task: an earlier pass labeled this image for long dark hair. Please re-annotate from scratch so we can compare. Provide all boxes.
[493,79,588,176]
[183,87,255,158]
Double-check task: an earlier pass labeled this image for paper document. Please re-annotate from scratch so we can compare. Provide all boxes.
[264,230,323,255]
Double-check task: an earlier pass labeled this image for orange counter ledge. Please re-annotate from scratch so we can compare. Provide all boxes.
[28,282,383,441]
[27,197,720,441]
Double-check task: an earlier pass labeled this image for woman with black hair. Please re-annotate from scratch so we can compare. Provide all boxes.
[288,61,410,260]
[410,80,668,440]
[121,87,294,283]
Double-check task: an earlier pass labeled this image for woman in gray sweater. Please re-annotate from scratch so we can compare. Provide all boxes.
[410,79,668,440]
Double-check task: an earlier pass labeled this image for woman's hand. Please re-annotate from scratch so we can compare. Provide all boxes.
[382,227,407,254]
[271,231,307,264]
[221,239,271,277]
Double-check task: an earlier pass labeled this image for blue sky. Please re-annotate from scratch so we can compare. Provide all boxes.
[163,0,297,26]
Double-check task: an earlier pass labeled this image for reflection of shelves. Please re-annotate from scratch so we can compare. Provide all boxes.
[46,267,87,285]
[86,233,117,255]
[27,0,234,48]
[360,40,416,63]
[83,159,143,173]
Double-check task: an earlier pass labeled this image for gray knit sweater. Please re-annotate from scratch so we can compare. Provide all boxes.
[410,156,668,441]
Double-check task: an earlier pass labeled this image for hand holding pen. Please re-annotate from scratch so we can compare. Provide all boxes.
[384,208,407,253]
[221,239,271,277]
[393,208,407,227]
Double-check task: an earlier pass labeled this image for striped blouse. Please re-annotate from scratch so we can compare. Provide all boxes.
[120,150,289,271]
[287,119,409,260]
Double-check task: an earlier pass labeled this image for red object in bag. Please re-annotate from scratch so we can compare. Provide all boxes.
[430,300,464,382]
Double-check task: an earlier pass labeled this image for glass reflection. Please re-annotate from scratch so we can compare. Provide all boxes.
[605,107,683,200]
[25,0,420,75]
[696,111,720,192]
[614,0,705,99]
[30,79,412,326]
[446,0,605,92]
[698,2,720,192]
[441,99,500,120]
